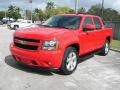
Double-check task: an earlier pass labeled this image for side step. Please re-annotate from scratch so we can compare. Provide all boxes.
[78,49,102,63]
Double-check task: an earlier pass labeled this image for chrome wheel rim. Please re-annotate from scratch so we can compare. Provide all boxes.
[15,26,18,29]
[105,42,109,54]
[66,52,77,71]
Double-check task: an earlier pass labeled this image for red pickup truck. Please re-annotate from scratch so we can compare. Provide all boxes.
[10,14,113,75]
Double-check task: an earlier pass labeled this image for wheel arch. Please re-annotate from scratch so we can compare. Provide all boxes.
[66,43,80,54]
[14,25,19,27]
[106,36,111,43]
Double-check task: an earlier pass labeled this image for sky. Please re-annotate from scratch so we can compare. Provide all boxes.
[0,0,120,12]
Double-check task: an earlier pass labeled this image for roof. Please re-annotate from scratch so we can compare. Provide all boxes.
[58,14,100,18]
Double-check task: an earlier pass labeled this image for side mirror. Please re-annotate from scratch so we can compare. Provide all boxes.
[83,24,95,31]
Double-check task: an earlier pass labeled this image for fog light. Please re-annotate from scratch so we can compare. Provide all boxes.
[32,61,38,65]
[48,62,52,65]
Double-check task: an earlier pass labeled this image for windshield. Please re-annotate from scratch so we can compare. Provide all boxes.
[42,15,82,29]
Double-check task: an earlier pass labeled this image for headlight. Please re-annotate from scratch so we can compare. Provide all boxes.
[42,40,59,50]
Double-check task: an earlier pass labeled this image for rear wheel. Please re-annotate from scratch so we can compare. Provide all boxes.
[14,25,19,30]
[60,47,78,75]
[100,40,110,56]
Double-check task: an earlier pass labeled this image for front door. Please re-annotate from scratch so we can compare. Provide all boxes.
[80,17,96,55]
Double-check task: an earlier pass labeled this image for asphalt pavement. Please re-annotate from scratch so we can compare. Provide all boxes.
[0,25,120,90]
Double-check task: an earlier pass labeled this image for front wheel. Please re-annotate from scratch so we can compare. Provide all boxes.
[60,47,78,75]
[100,40,110,56]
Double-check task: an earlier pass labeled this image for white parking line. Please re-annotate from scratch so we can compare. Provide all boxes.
[0,52,2,58]
[64,82,78,88]
[78,62,120,70]
[116,57,120,60]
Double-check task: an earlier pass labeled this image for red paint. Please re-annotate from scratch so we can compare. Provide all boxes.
[10,14,113,69]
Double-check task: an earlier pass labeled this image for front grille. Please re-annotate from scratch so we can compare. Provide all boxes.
[14,42,38,50]
[14,37,40,43]
[14,37,40,50]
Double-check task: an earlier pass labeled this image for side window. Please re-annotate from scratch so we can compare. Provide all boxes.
[83,17,93,25]
[82,17,93,31]
[93,17,102,30]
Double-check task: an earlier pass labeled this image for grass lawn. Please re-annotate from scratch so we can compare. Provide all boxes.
[111,40,120,49]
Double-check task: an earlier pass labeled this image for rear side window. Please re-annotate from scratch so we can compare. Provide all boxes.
[93,17,102,30]
[83,17,93,25]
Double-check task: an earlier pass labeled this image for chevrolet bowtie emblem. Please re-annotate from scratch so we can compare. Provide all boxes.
[20,40,27,45]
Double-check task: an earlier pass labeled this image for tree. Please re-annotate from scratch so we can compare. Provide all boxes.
[33,8,45,21]
[102,8,120,21]
[38,9,45,21]
[55,7,74,14]
[14,7,21,19]
[88,4,102,16]
[0,11,5,20]
[45,2,56,18]
[7,5,21,19]
[88,4,120,21]
[33,8,39,21]
[78,7,86,14]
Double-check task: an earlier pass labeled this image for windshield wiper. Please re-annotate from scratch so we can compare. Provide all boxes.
[42,25,53,27]
[42,25,74,29]
[58,26,74,29]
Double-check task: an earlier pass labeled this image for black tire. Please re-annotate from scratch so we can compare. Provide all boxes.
[100,40,110,56]
[60,47,78,75]
[14,25,19,30]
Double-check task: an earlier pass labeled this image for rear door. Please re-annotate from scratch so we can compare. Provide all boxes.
[93,17,105,49]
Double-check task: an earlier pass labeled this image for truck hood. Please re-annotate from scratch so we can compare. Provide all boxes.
[14,26,70,39]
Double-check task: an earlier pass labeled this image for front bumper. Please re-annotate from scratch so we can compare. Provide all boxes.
[10,44,63,68]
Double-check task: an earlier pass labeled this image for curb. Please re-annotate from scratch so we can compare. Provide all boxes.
[110,48,120,53]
